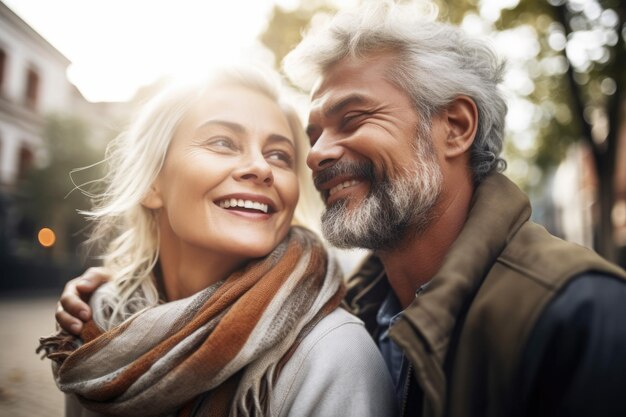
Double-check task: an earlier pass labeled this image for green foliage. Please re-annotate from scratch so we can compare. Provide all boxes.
[434,0,624,196]
[18,114,105,259]
[434,0,479,23]
[260,1,337,69]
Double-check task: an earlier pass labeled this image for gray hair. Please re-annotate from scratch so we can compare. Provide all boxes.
[283,0,507,181]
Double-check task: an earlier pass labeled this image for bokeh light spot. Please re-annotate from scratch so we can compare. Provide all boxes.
[38,228,56,248]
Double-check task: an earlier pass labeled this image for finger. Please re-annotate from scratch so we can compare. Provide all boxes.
[55,307,83,335]
[59,267,111,322]
[59,291,91,321]
[74,267,112,295]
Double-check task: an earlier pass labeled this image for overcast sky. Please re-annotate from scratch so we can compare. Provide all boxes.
[4,0,304,102]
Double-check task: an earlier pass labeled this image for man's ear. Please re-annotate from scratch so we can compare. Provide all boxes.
[141,183,163,209]
[441,95,478,159]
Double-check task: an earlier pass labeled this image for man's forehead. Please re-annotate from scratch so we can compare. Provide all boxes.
[309,53,397,102]
[309,81,349,111]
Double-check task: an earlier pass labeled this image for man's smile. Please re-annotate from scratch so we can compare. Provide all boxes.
[329,179,361,196]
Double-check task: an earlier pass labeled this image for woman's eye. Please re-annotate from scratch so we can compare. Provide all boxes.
[207,137,236,150]
[266,151,294,167]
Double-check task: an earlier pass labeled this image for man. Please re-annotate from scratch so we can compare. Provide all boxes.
[57,2,626,416]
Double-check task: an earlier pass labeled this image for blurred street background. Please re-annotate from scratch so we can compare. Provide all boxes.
[1,0,625,415]
[0,293,63,415]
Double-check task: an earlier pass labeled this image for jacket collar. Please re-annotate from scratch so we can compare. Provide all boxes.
[389,173,531,416]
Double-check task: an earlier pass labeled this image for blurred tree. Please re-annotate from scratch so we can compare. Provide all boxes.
[551,0,623,261]
[433,0,626,260]
[493,0,624,261]
[18,115,105,263]
[260,1,337,72]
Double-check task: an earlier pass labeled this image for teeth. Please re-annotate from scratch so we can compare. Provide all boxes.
[329,180,359,196]
[218,199,269,213]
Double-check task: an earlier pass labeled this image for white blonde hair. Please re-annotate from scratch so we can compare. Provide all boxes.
[82,66,322,329]
[283,0,507,181]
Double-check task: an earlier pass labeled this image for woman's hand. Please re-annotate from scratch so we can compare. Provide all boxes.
[55,267,111,335]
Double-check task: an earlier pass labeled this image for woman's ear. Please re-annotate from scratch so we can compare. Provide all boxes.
[441,95,478,159]
[141,183,163,209]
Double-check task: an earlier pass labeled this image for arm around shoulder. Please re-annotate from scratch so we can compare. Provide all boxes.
[273,308,397,417]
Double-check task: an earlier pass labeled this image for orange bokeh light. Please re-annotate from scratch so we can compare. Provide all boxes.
[38,227,56,247]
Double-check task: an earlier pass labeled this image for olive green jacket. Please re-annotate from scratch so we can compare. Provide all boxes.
[345,173,626,417]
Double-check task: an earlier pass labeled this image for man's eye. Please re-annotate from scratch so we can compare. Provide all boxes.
[341,113,365,129]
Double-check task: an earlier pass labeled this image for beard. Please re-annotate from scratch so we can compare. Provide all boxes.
[317,131,443,251]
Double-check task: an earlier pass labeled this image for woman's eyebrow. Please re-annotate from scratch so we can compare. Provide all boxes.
[197,119,294,148]
[196,119,245,133]
[267,134,295,149]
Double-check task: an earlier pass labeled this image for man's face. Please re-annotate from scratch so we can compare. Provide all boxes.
[306,54,443,250]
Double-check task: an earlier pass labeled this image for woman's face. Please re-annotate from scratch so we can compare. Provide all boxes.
[149,85,299,261]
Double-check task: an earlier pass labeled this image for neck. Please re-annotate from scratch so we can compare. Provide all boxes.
[156,214,246,301]
[377,174,475,309]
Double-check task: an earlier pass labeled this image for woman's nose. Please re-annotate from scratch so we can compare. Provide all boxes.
[233,152,274,186]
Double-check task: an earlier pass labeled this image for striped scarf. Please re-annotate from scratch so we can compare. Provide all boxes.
[38,226,345,417]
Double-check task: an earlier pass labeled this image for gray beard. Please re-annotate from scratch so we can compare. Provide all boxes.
[320,139,442,251]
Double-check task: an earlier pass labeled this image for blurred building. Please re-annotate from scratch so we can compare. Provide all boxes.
[551,144,595,249]
[0,2,102,186]
[0,1,127,291]
[550,134,626,268]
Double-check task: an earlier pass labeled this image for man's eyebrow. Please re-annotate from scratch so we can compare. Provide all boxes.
[306,94,370,137]
[197,119,294,148]
[324,94,369,118]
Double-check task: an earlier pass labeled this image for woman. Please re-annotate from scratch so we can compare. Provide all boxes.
[38,66,396,417]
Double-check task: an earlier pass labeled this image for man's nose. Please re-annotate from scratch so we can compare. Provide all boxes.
[306,132,344,173]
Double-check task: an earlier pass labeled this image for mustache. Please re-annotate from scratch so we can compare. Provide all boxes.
[313,161,376,190]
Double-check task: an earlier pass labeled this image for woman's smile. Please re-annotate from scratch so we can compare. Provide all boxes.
[214,192,277,218]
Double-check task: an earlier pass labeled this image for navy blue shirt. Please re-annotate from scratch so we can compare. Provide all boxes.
[377,290,408,405]
[377,283,430,406]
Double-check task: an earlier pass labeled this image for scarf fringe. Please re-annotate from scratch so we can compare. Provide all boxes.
[37,331,81,364]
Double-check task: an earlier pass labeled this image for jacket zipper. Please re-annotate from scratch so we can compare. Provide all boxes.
[399,284,429,417]
[400,362,413,416]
